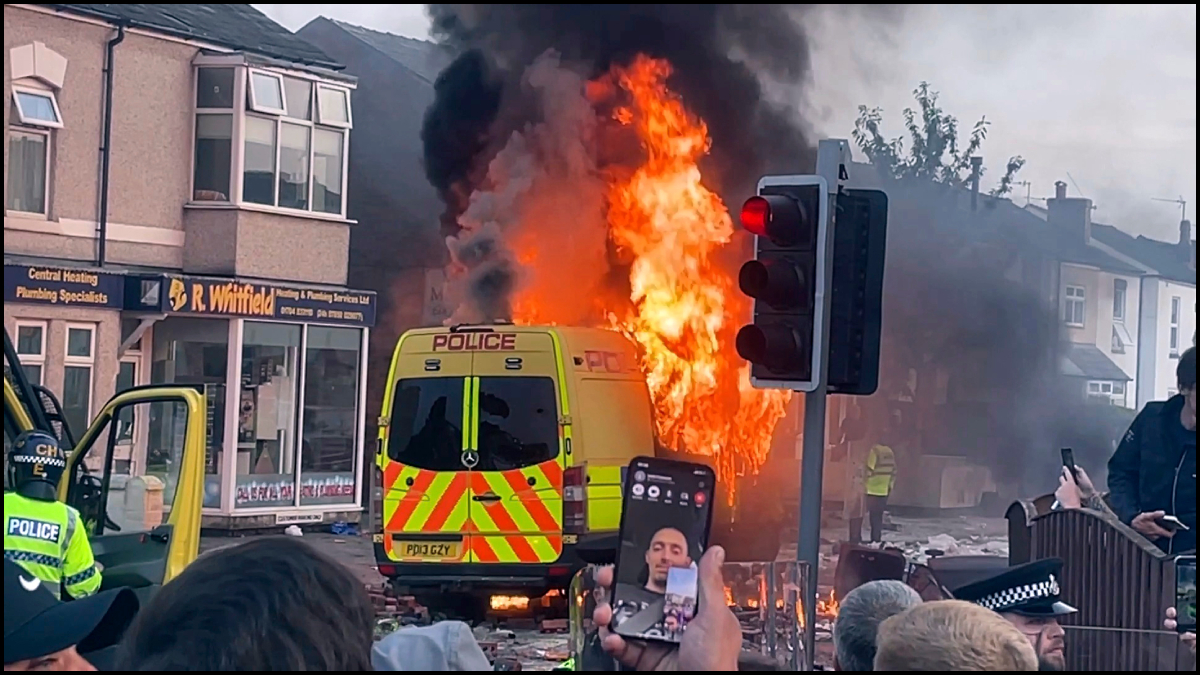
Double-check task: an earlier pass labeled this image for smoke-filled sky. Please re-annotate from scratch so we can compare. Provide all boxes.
[256,3,1197,242]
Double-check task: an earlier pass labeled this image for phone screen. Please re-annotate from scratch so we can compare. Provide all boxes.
[610,456,716,644]
[1060,448,1077,479]
[1177,556,1196,633]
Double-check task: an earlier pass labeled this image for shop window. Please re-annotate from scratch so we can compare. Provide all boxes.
[236,321,301,509]
[14,320,46,386]
[62,323,95,438]
[300,326,361,506]
[152,317,229,508]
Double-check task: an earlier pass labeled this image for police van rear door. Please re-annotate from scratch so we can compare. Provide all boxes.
[468,329,565,565]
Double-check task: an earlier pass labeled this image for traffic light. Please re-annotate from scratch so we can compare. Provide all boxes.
[735,177,889,395]
[826,188,889,396]
[735,176,829,392]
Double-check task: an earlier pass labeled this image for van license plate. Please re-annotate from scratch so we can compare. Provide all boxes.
[394,540,462,560]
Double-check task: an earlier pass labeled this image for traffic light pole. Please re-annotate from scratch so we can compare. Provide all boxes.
[797,139,850,656]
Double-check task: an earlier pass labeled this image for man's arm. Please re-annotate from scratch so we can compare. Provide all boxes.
[63,508,102,598]
[1106,411,1146,524]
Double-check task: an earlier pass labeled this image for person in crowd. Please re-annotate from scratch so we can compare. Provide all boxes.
[4,431,102,600]
[1108,345,1196,554]
[371,620,492,671]
[593,545,744,671]
[4,559,138,672]
[116,537,375,670]
[872,600,1038,671]
[952,558,1075,671]
[1164,607,1197,658]
[833,580,923,671]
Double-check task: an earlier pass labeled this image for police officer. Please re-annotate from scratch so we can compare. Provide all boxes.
[953,558,1077,672]
[4,431,102,600]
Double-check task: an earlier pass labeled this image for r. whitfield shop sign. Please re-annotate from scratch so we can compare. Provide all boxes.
[159,276,376,327]
[4,264,125,309]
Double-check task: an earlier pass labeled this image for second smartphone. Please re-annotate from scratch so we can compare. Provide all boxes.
[609,456,716,644]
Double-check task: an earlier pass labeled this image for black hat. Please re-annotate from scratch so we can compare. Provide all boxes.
[3,560,138,665]
[952,557,1077,617]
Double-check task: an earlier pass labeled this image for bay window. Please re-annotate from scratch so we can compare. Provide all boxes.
[191,59,352,218]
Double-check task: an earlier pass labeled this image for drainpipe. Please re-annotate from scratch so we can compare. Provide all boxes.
[97,23,126,267]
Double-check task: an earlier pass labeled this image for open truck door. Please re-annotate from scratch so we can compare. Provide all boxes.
[5,326,206,598]
[59,386,207,598]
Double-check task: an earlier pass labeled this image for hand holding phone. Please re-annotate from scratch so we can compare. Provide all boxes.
[1175,556,1196,634]
[610,457,715,645]
[1060,448,1078,481]
[1159,515,1191,532]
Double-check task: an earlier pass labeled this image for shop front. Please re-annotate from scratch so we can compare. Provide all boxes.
[129,274,377,528]
[5,260,377,528]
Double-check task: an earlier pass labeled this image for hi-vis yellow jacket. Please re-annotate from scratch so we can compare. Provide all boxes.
[3,492,101,599]
[865,444,896,497]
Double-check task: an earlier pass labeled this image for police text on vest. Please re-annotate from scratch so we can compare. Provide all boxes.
[7,517,61,542]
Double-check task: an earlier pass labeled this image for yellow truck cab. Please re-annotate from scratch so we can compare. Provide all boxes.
[3,328,207,601]
[375,324,655,612]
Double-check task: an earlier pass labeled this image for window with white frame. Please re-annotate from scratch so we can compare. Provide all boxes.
[7,83,62,215]
[1111,326,1126,354]
[7,127,50,214]
[62,324,96,438]
[1112,279,1127,323]
[1170,296,1181,356]
[1063,285,1086,326]
[13,321,47,386]
[191,63,351,217]
[1087,380,1126,401]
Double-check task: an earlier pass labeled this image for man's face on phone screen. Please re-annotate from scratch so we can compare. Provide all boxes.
[645,527,691,593]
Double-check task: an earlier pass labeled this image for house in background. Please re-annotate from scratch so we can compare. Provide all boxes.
[1028,182,1197,408]
[4,3,376,529]
[294,17,454,443]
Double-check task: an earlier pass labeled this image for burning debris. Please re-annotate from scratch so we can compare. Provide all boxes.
[420,5,819,490]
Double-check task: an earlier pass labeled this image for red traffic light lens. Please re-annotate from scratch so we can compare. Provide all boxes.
[741,196,771,238]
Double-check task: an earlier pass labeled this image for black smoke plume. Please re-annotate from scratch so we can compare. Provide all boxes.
[421,4,820,240]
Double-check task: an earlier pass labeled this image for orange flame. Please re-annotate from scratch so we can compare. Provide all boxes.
[513,55,790,496]
[817,589,840,618]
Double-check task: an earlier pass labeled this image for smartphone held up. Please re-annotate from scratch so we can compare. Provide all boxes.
[610,457,716,644]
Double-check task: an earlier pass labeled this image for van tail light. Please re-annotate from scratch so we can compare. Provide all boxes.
[564,465,587,535]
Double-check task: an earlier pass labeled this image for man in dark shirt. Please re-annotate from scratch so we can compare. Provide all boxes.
[1108,346,1197,554]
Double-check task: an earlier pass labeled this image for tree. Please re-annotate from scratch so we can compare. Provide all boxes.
[852,82,1025,198]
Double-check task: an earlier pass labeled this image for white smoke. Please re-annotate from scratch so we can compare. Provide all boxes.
[443,51,611,326]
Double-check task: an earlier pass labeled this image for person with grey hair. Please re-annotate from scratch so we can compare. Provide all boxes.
[833,580,923,671]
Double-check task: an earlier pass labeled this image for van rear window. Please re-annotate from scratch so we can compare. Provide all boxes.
[387,377,465,471]
[477,376,559,472]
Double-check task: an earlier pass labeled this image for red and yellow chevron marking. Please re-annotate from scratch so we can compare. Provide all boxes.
[468,461,564,564]
[379,461,566,564]
[381,464,471,562]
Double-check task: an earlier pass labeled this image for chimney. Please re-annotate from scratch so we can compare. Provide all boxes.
[970,156,983,212]
[1047,180,1092,245]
